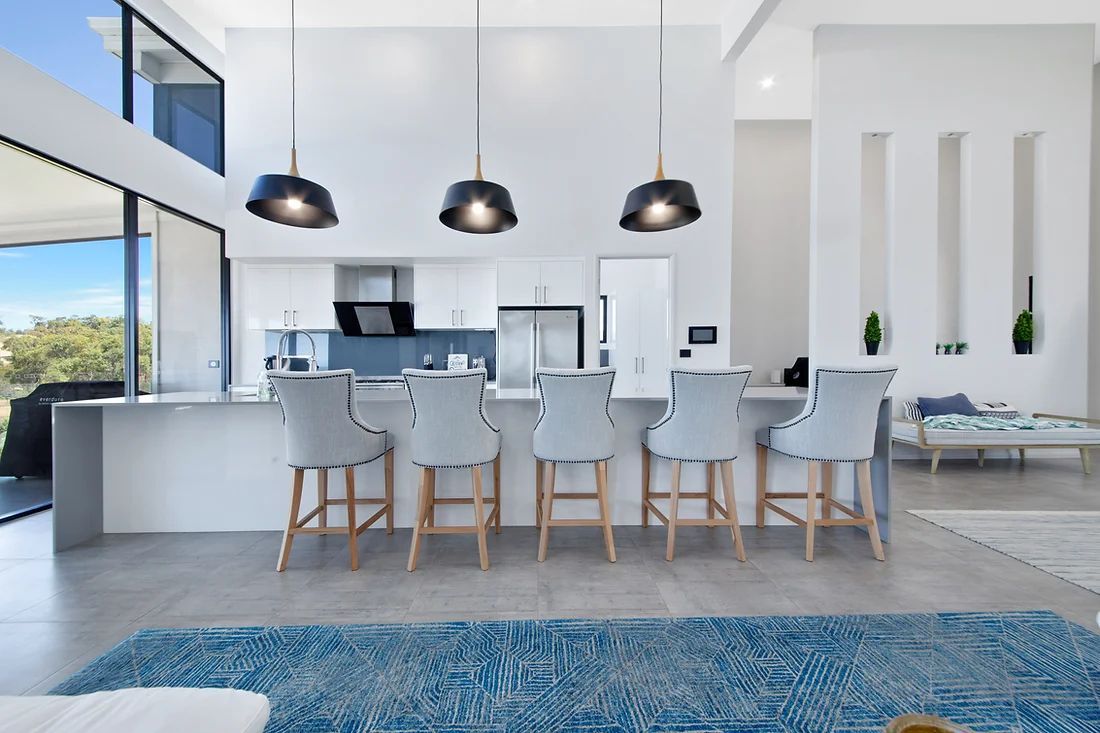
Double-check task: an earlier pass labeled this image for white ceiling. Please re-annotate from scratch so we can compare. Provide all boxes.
[164,0,735,51]
[0,143,121,229]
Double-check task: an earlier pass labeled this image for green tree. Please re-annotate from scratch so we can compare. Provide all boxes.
[1,316,152,386]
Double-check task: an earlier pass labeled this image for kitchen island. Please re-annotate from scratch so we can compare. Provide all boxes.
[51,387,892,551]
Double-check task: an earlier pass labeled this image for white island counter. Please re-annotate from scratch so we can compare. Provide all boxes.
[51,386,892,551]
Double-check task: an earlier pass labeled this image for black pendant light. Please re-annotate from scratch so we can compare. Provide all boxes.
[620,0,701,233]
[246,0,338,229]
[440,0,517,234]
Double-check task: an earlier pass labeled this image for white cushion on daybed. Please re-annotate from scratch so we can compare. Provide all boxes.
[892,422,1100,446]
[0,688,269,733]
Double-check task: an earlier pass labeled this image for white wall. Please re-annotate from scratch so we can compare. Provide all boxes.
[0,50,225,229]
[733,23,812,120]
[225,25,736,371]
[811,26,1094,425]
[731,120,809,382]
[1090,64,1100,419]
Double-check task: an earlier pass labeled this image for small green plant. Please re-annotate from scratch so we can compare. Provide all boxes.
[1012,310,1034,342]
[943,343,955,354]
[864,311,882,343]
[955,341,969,354]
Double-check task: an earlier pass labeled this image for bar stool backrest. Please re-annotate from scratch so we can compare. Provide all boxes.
[534,368,616,463]
[645,367,752,462]
[402,368,500,468]
[268,369,387,469]
[766,366,897,462]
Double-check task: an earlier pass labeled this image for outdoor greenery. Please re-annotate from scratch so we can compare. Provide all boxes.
[0,315,152,402]
[864,311,883,343]
[1012,310,1034,342]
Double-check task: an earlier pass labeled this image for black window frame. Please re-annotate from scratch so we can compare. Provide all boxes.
[120,1,225,175]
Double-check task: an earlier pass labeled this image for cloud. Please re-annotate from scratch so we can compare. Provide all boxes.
[0,251,28,258]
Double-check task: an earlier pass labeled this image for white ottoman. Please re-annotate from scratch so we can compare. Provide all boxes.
[0,688,270,733]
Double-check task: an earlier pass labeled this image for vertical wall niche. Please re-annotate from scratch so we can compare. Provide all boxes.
[859,132,893,354]
[1013,132,1041,353]
[937,132,967,352]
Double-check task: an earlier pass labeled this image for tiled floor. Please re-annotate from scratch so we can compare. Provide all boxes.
[0,456,1097,696]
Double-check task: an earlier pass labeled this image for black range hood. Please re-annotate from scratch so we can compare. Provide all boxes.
[333,302,416,337]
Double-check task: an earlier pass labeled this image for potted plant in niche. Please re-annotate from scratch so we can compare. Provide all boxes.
[864,311,883,355]
[943,343,954,355]
[935,343,942,355]
[955,341,969,355]
[1013,310,1033,354]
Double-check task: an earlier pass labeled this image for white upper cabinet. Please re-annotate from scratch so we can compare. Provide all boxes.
[243,265,337,331]
[413,265,497,329]
[497,259,584,306]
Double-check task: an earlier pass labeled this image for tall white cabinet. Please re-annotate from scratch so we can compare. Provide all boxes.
[412,265,497,329]
[602,258,671,398]
[497,259,584,306]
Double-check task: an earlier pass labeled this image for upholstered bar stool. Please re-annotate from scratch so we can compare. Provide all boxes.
[755,365,897,562]
[268,370,394,572]
[534,367,617,563]
[641,367,752,562]
[403,368,502,571]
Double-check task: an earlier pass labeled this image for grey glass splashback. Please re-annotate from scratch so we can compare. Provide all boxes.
[265,330,496,380]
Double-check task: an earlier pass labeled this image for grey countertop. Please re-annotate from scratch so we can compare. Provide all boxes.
[53,385,812,408]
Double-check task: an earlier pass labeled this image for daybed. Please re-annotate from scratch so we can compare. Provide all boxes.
[892,412,1100,474]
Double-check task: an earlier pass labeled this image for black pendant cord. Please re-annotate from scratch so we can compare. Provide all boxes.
[476,0,481,159]
[290,0,297,155]
[658,0,663,161]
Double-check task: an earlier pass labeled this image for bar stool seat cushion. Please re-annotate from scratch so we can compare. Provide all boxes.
[403,368,501,469]
[534,368,616,463]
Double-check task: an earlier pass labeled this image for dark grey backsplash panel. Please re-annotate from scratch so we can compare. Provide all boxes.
[265,330,496,380]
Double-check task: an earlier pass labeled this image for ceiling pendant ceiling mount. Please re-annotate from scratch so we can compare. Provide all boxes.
[247,0,338,229]
[620,0,701,233]
[440,0,517,234]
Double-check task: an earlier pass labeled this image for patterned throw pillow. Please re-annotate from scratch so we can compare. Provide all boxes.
[971,401,1020,419]
[903,400,923,421]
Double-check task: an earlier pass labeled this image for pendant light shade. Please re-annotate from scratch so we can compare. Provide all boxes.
[440,0,517,234]
[247,0,338,229]
[620,0,700,233]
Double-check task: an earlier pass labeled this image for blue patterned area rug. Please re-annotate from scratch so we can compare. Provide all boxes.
[53,611,1099,733]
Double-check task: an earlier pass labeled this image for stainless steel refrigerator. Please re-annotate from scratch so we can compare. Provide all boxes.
[497,307,584,389]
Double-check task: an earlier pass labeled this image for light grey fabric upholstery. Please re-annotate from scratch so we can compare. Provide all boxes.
[533,368,616,463]
[756,365,897,462]
[643,367,752,462]
[403,368,501,468]
[268,370,390,470]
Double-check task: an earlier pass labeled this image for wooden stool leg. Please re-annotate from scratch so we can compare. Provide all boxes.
[755,444,768,528]
[535,459,544,528]
[538,462,556,562]
[720,461,746,562]
[930,449,942,474]
[407,467,430,572]
[471,465,489,571]
[384,450,394,535]
[1018,448,1026,464]
[805,460,818,562]
[665,461,682,562]
[821,462,833,521]
[493,454,502,534]
[641,444,651,528]
[345,467,359,571]
[317,469,328,528]
[856,460,885,561]
[977,449,986,468]
[706,462,716,526]
[596,461,616,563]
[276,469,305,571]
[1080,448,1092,475]
[427,468,436,527]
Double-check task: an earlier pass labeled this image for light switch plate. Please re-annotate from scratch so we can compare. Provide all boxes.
[207,360,221,369]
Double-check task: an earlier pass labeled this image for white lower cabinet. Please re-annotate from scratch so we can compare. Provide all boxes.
[413,265,497,329]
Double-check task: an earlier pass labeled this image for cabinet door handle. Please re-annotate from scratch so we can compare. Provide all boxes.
[292,310,298,327]
[534,285,539,304]
[283,310,289,327]
[641,357,645,373]
[634,357,639,374]
[543,285,548,303]
[460,309,465,326]
[451,309,456,326]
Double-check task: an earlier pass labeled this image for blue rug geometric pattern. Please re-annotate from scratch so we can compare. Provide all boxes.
[53,610,1100,732]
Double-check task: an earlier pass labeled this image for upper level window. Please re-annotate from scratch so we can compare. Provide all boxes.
[0,1,224,175]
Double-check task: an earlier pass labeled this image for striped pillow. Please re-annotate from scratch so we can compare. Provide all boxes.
[972,401,1019,419]
[902,400,923,421]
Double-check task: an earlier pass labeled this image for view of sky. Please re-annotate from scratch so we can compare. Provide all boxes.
[0,238,152,332]
[0,0,154,127]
